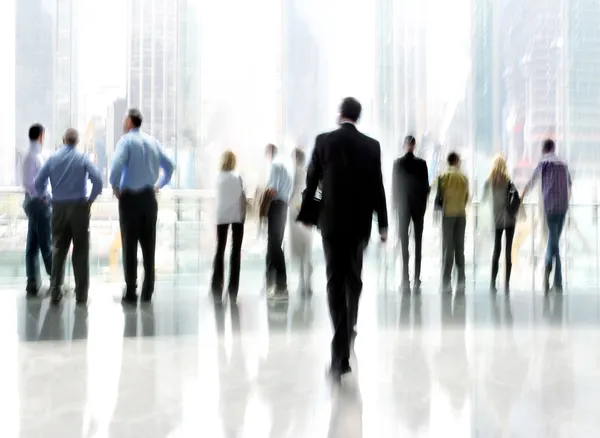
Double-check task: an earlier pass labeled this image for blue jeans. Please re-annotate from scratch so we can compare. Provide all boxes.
[24,197,52,291]
[545,213,566,287]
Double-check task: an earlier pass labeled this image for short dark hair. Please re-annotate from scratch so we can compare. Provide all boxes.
[404,135,416,147]
[447,151,460,166]
[293,147,306,166]
[28,123,45,141]
[266,143,278,156]
[127,108,143,128]
[542,138,555,154]
[340,97,362,122]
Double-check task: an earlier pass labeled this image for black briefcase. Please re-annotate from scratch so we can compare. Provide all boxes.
[296,189,322,227]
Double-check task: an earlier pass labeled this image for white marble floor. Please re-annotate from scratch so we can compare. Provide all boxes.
[0,281,599,437]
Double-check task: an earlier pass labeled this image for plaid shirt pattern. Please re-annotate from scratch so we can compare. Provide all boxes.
[525,153,571,214]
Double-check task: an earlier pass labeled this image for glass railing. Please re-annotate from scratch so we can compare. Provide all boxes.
[1,187,598,291]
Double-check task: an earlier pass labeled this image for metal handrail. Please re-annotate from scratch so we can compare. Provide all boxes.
[0,186,598,208]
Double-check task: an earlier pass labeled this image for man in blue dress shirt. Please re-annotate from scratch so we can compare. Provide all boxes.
[35,128,103,304]
[110,108,175,303]
[22,123,52,297]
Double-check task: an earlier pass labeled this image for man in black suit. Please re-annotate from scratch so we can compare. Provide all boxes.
[299,97,388,379]
[392,135,430,293]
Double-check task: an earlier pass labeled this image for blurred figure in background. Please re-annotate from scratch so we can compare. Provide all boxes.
[522,139,572,293]
[436,152,469,294]
[264,143,293,300]
[35,128,103,305]
[289,148,313,297]
[22,123,52,297]
[392,135,430,293]
[212,150,245,303]
[482,155,517,293]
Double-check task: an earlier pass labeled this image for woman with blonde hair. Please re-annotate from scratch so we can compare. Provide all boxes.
[212,150,246,302]
[483,155,519,293]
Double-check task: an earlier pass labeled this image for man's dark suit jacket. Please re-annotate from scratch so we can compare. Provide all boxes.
[300,123,388,241]
[392,152,430,217]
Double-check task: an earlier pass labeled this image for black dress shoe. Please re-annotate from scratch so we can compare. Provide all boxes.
[413,280,422,294]
[50,293,63,305]
[121,294,138,305]
[328,360,352,382]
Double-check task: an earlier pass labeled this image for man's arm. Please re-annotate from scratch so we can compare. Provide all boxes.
[391,160,400,214]
[34,160,51,198]
[522,162,543,198]
[304,135,324,201]
[266,162,281,196]
[567,166,572,200]
[373,142,388,235]
[421,160,430,201]
[156,141,175,189]
[86,158,103,202]
[22,154,39,196]
[109,137,129,191]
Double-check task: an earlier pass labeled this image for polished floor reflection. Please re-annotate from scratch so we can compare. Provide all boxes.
[1,275,600,437]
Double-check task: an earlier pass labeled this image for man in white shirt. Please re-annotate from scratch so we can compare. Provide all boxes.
[265,143,293,299]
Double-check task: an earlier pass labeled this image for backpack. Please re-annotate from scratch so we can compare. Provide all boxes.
[506,181,521,217]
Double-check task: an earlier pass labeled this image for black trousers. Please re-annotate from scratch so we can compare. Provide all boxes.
[211,223,244,293]
[24,197,52,291]
[397,208,425,282]
[50,201,90,300]
[322,236,366,367]
[491,226,515,286]
[266,200,287,289]
[119,189,158,297]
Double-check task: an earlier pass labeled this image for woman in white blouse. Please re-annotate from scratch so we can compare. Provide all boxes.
[211,150,245,301]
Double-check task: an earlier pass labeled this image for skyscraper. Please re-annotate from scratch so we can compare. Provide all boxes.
[375,0,427,159]
[282,0,327,150]
[14,0,55,185]
[55,0,79,143]
[472,0,501,159]
[567,0,600,174]
[127,0,178,151]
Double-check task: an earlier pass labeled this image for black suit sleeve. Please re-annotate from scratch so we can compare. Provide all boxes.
[422,160,430,198]
[304,134,323,201]
[373,142,388,231]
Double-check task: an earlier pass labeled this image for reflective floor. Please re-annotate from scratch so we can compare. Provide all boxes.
[1,265,600,437]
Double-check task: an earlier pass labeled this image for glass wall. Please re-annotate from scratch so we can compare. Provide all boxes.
[1,0,600,290]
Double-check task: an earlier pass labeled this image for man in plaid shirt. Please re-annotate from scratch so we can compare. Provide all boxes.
[522,139,572,293]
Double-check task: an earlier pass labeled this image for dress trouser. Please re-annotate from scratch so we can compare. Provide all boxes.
[119,189,158,297]
[211,223,244,293]
[491,227,515,286]
[24,197,53,292]
[397,208,425,282]
[266,200,288,289]
[322,236,366,368]
[545,213,566,287]
[441,216,466,289]
[50,201,90,300]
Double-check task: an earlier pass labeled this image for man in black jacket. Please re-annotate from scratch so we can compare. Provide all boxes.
[392,135,430,293]
[299,97,388,379]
